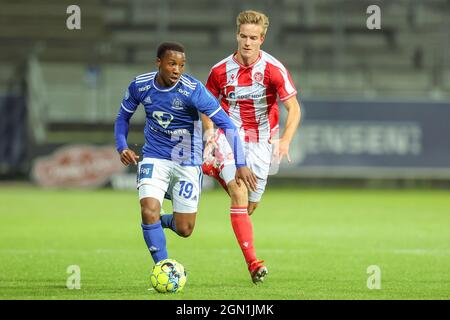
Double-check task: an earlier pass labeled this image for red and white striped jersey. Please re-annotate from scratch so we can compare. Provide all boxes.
[206,50,297,143]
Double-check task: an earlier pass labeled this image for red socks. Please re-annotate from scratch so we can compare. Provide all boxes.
[230,206,257,265]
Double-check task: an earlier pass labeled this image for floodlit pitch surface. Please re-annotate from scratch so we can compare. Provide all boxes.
[0,186,449,299]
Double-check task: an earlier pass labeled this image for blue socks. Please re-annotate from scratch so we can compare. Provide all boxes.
[141,215,178,263]
[160,214,177,233]
[141,221,168,263]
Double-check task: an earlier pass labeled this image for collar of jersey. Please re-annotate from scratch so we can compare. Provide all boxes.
[232,50,262,68]
[152,73,180,92]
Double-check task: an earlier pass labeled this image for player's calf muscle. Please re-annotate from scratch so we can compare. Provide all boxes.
[228,181,248,206]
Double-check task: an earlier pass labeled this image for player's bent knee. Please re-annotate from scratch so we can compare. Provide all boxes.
[177,227,193,238]
[173,213,196,237]
[176,223,195,238]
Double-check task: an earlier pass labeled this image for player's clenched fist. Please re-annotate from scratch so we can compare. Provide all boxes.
[120,149,140,166]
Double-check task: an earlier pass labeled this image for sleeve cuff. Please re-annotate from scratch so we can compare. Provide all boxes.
[280,90,298,102]
[117,146,128,154]
[235,162,247,169]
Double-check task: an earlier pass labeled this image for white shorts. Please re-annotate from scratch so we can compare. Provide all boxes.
[137,158,203,213]
[214,131,272,203]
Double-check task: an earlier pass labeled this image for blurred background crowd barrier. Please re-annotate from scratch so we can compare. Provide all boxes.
[1,0,449,188]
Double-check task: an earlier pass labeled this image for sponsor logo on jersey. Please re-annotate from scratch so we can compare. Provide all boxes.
[227,90,265,100]
[177,88,190,97]
[138,85,151,92]
[152,111,174,129]
[172,98,184,110]
[144,96,152,104]
[149,126,189,136]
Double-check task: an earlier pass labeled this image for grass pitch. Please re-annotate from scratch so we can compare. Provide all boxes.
[0,186,449,300]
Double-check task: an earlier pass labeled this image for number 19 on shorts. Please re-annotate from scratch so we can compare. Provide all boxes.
[179,181,193,199]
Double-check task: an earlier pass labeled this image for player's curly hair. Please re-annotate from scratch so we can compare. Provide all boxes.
[236,10,270,37]
[157,42,185,59]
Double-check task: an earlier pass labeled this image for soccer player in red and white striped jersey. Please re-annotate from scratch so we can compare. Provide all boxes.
[201,10,302,284]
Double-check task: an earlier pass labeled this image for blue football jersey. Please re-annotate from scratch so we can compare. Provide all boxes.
[118,72,225,165]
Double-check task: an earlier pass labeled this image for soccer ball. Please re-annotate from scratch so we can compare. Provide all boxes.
[150,259,187,293]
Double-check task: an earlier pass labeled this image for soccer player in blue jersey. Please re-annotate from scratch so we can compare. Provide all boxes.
[114,42,257,265]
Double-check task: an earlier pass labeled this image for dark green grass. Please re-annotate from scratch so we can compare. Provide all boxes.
[0,186,449,299]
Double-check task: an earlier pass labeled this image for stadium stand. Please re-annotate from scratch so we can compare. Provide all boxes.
[0,0,449,144]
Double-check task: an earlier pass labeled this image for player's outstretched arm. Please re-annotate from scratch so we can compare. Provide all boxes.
[201,113,214,139]
[114,107,139,166]
[115,79,141,166]
[270,96,301,164]
[201,113,217,151]
[208,109,257,192]
[193,82,256,190]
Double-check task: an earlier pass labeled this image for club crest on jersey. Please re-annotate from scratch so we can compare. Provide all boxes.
[253,72,263,83]
[152,111,174,129]
[172,98,184,110]
[124,89,130,100]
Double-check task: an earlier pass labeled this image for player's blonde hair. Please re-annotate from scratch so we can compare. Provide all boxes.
[236,10,270,37]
